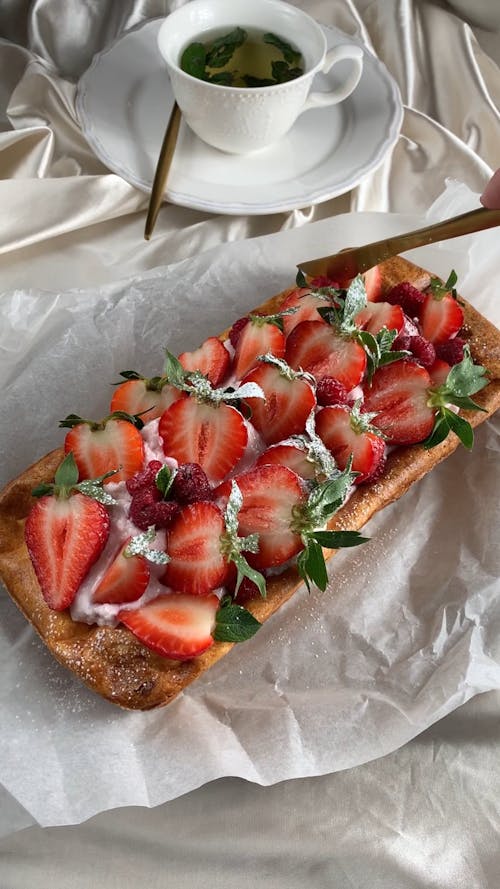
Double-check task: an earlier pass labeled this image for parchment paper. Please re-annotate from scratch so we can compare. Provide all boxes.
[1,182,499,834]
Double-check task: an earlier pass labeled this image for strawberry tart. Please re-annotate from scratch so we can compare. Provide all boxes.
[0,256,499,709]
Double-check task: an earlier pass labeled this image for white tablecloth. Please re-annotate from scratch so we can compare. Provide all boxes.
[1,1,500,886]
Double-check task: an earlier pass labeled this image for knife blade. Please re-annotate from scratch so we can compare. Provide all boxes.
[297,206,500,281]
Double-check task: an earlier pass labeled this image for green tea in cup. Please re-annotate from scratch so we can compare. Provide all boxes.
[180,27,304,87]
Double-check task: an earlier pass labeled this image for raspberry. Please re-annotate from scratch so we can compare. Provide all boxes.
[386,282,426,318]
[409,336,436,368]
[228,316,249,349]
[129,487,162,530]
[170,462,213,504]
[392,333,411,352]
[149,501,180,530]
[316,377,349,406]
[435,337,465,366]
[126,460,163,495]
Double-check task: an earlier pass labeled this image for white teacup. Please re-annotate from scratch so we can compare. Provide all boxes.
[157,0,364,155]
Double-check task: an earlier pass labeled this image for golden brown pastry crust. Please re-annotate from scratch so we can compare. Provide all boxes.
[1,257,500,710]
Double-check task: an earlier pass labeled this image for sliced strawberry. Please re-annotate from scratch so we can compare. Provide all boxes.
[285,320,366,390]
[355,301,405,335]
[25,493,110,611]
[256,444,317,480]
[216,465,306,569]
[92,538,150,605]
[316,406,386,484]
[362,360,434,444]
[119,592,218,660]
[158,398,247,483]
[178,336,230,387]
[279,288,331,336]
[241,364,316,445]
[419,293,464,345]
[164,502,228,595]
[232,317,285,379]
[63,416,145,484]
[110,378,182,421]
[363,265,383,302]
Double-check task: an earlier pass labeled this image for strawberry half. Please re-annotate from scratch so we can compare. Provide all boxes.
[279,287,332,336]
[256,444,317,480]
[216,465,306,569]
[163,501,228,595]
[419,292,464,345]
[285,320,366,390]
[62,414,145,484]
[91,538,150,605]
[110,376,182,421]
[232,315,286,379]
[355,301,405,336]
[25,492,110,611]
[363,265,383,302]
[158,397,247,484]
[178,336,231,387]
[241,362,316,445]
[362,359,435,444]
[316,405,386,484]
[119,593,218,660]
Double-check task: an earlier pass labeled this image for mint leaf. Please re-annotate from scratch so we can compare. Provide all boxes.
[155,465,175,498]
[271,60,302,83]
[221,482,267,599]
[342,276,368,329]
[163,351,190,391]
[296,268,308,288]
[297,537,328,592]
[423,413,451,449]
[311,530,368,549]
[446,410,475,449]
[443,348,488,398]
[299,462,356,530]
[180,43,207,80]
[232,552,267,599]
[212,599,261,643]
[429,269,458,299]
[206,27,247,68]
[124,527,170,564]
[263,32,302,65]
[209,71,234,85]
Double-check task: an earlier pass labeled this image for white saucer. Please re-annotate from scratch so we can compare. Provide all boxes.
[76,19,403,215]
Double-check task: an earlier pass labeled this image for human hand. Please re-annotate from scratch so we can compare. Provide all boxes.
[480,169,500,209]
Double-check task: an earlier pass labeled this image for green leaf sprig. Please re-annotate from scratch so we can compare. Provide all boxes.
[212,595,262,643]
[290,461,369,592]
[180,27,303,88]
[429,269,458,300]
[124,526,170,565]
[220,481,267,600]
[424,346,488,449]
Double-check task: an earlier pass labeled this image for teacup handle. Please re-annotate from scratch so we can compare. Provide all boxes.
[302,45,364,110]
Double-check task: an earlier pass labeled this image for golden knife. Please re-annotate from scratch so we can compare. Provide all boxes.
[144,102,182,241]
[297,206,500,280]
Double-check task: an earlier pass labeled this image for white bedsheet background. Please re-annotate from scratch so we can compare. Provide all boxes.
[0,0,499,290]
[1,1,500,887]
